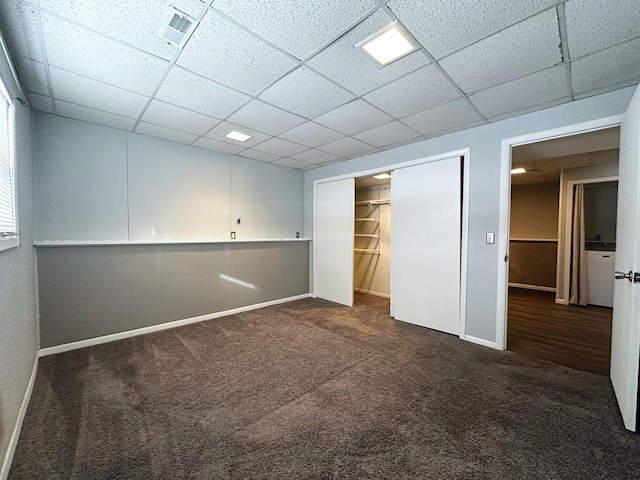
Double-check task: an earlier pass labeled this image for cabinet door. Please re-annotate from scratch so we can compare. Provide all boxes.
[391,157,461,334]
[315,178,354,306]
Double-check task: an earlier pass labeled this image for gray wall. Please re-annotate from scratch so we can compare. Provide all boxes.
[38,242,309,347]
[305,86,637,343]
[0,75,38,471]
[33,113,309,348]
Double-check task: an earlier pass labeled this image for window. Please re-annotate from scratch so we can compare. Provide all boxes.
[0,74,17,252]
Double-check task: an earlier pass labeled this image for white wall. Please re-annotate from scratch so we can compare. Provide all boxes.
[305,86,636,344]
[34,113,304,241]
[0,71,38,474]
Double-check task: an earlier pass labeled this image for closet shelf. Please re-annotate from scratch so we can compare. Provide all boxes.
[354,218,378,222]
[354,248,380,255]
[355,199,391,207]
[354,234,380,238]
[509,238,558,242]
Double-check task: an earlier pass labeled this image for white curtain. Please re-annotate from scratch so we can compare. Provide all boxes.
[569,184,588,306]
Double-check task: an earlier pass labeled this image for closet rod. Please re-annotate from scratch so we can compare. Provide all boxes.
[354,199,391,207]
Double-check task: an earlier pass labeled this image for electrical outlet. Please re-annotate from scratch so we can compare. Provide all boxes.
[231,231,236,239]
[296,232,300,238]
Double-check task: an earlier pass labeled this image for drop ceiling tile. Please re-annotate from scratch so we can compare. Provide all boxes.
[363,65,461,117]
[49,67,148,118]
[388,0,558,59]
[0,1,43,61]
[259,66,355,118]
[314,100,392,135]
[42,13,168,96]
[177,9,297,95]
[571,38,640,95]
[141,100,220,136]
[205,122,270,149]
[15,56,49,96]
[155,67,250,119]
[353,121,420,147]
[306,10,429,95]
[318,137,377,157]
[39,0,202,59]
[566,0,640,59]
[470,65,569,118]
[382,136,426,151]
[273,158,314,170]
[56,101,137,130]
[211,0,376,60]
[227,100,306,136]
[439,9,562,93]
[27,92,54,113]
[402,98,483,136]
[290,149,339,165]
[238,150,282,163]
[253,138,308,157]
[193,137,245,154]
[487,97,571,122]
[279,122,345,147]
[136,122,199,145]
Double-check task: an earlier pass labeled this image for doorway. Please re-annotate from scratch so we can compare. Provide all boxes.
[353,173,391,314]
[505,126,620,374]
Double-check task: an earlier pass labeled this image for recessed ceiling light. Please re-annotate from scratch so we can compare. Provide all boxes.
[356,21,418,66]
[511,167,526,174]
[373,173,392,179]
[224,130,252,142]
[157,7,198,48]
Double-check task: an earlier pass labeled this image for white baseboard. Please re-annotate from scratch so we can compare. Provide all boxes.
[1,355,38,480]
[464,335,498,349]
[39,293,312,357]
[508,282,556,293]
[353,288,390,299]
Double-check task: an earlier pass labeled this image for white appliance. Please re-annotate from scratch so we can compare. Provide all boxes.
[586,251,615,308]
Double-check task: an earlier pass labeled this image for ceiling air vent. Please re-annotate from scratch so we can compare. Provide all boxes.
[157,7,198,48]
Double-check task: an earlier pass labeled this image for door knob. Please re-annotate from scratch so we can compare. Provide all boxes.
[615,270,633,281]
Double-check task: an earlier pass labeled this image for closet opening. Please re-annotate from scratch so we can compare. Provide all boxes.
[506,126,620,375]
[353,172,391,315]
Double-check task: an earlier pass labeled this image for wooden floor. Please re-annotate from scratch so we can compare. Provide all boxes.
[507,288,613,375]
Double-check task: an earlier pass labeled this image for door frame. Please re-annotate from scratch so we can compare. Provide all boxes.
[496,115,624,350]
[313,147,470,340]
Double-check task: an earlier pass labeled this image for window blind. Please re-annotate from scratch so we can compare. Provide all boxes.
[0,83,15,238]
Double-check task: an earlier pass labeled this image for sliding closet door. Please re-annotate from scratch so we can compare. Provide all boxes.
[315,178,354,306]
[391,157,461,334]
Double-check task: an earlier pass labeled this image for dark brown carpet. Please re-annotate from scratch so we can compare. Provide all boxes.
[9,294,640,479]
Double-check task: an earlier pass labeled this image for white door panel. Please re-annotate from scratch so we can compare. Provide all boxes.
[315,179,354,306]
[611,85,640,431]
[391,157,461,334]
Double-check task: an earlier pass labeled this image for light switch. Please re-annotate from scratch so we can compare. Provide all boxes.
[486,232,495,244]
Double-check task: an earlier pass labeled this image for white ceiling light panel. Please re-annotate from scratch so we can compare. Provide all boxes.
[439,9,562,93]
[387,0,558,59]
[469,65,570,119]
[314,99,392,135]
[363,65,460,117]
[227,100,306,136]
[210,0,377,60]
[177,10,297,95]
[258,66,355,119]
[356,21,418,66]
[204,122,269,148]
[193,137,245,154]
[307,10,428,95]
[565,0,640,59]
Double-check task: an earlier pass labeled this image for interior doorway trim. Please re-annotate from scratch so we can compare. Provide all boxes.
[496,115,624,350]
[313,148,471,341]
